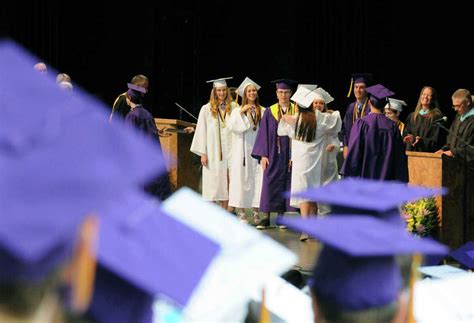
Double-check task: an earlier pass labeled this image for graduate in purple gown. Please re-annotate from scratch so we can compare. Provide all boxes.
[341,74,373,158]
[125,83,172,200]
[251,79,298,228]
[341,84,408,182]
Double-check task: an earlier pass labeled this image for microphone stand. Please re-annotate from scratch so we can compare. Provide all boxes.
[175,102,198,121]
[434,122,474,244]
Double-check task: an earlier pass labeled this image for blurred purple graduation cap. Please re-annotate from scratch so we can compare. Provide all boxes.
[127,82,147,93]
[288,178,446,224]
[277,215,448,311]
[85,192,220,323]
[449,241,474,270]
[86,265,154,323]
[0,40,166,282]
[271,78,298,90]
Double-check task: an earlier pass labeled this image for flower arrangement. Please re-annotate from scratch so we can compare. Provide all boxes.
[402,197,440,237]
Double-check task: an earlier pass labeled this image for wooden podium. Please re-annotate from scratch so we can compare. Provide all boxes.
[155,118,200,193]
[407,151,474,249]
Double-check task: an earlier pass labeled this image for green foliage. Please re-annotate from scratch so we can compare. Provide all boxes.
[402,197,440,237]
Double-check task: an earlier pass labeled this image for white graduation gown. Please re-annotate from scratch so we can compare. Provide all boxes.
[190,103,235,201]
[277,110,340,208]
[227,107,264,208]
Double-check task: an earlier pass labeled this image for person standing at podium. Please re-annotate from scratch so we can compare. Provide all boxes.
[191,77,237,210]
[227,77,264,224]
[124,83,172,200]
[436,89,474,161]
[110,74,149,122]
[404,86,444,152]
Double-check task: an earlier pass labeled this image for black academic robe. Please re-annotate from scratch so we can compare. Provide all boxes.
[442,112,474,162]
[111,93,131,120]
[125,107,172,200]
[404,109,444,152]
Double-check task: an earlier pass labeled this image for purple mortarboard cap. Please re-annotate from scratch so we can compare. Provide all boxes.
[449,241,474,270]
[288,178,446,225]
[351,73,373,85]
[95,192,220,308]
[366,83,395,110]
[276,215,448,311]
[127,82,147,93]
[366,84,395,100]
[0,40,166,282]
[271,78,298,90]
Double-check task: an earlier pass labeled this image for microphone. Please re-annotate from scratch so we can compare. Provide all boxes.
[433,116,447,124]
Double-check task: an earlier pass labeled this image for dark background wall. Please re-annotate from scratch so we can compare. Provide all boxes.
[1,1,471,124]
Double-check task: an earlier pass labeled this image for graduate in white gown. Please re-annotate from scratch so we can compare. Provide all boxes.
[190,77,237,209]
[227,77,264,224]
[311,87,342,215]
[278,86,340,240]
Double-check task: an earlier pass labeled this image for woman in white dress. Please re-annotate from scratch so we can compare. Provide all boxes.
[278,86,340,240]
[190,77,237,209]
[227,77,264,224]
[311,87,342,215]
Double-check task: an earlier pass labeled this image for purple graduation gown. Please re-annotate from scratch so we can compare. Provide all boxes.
[342,100,370,146]
[251,105,297,212]
[126,107,172,200]
[340,113,408,182]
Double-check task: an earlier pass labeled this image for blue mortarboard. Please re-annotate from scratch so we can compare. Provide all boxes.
[449,241,474,269]
[276,215,448,311]
[271,78,298,90]
[93,193,220,310]
[0,40,166,282]
[288,178,446,224]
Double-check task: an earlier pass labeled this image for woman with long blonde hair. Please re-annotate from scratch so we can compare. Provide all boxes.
[191,77,237,209]
[227,77,264,224]
[404,86,444,152]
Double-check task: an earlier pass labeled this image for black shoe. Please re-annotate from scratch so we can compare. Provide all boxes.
[256,217,270,230]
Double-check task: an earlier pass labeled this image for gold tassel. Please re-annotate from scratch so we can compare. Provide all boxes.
[259,288,271,323]
[407,253,422,323]
[69,215,99,313]
[347,77,354,98]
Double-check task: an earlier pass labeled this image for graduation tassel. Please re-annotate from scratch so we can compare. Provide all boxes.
[69,215,99,313]
[243,132,246,167]
[347,77,354,98]
[407,253,422,323]
[259,288,271,323]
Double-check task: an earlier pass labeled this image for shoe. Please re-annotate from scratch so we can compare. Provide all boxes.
[256,217,270,230]
[237,212,249,224]
[278,225,288,229]
[299,233,309,242]
[253,212,261,226]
